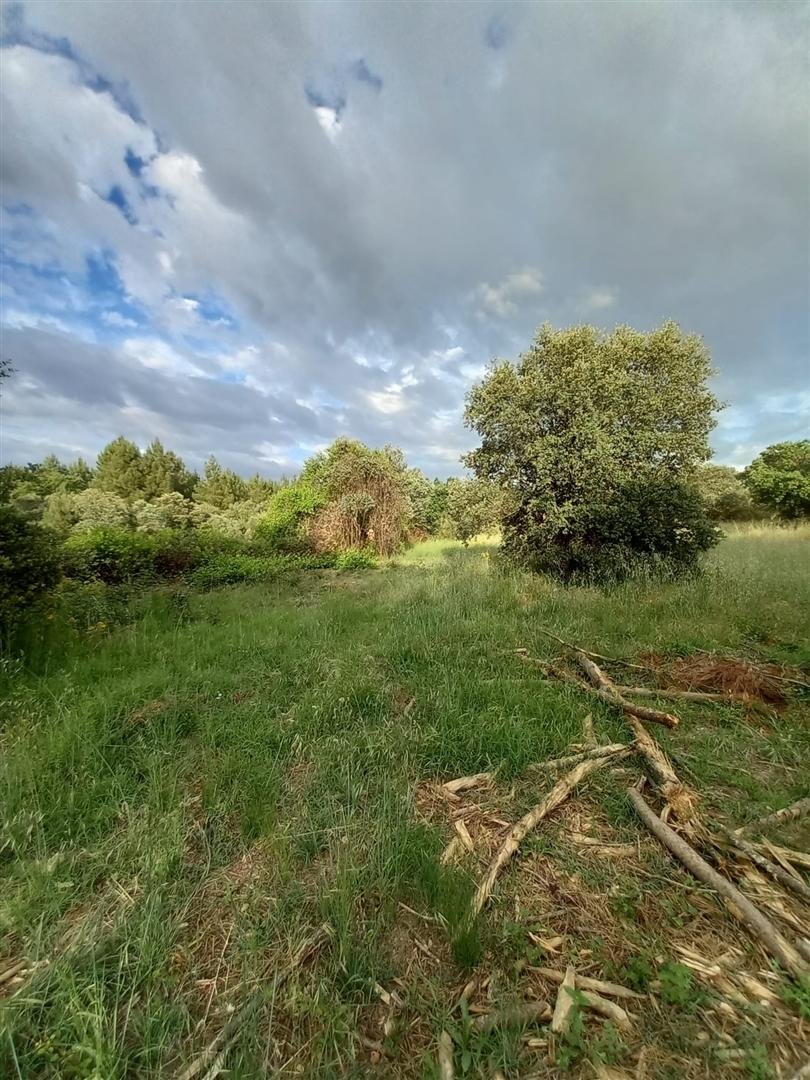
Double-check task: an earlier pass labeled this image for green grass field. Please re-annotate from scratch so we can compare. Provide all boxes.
[2,526,809,1078]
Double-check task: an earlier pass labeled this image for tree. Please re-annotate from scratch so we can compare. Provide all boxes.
[133,492,194,532]
[693,464,756,521]
[743,441,810,519]
[464,322,721,580]
[140,440,197,501]
[193,456,248,509]
[93,438,145,500]
[444,477,505,542]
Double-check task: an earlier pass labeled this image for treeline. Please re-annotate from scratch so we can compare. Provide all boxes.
[0,436,504,544]
[0,435,506,637]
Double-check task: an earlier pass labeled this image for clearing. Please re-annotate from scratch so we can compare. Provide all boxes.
[2,526,809,1078]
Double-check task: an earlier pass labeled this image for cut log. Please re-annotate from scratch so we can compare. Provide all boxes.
[551,966,577,1034]
[472,754,624,917]
[531,966,643,1001]
[577,655,679,729]
[735,797,810,838]
[615,685,738,704]
[474,1000,552,1033]
[627,787,808,980]
[720,826,810,904]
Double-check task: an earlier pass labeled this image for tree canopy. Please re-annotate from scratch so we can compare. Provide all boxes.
[743,440,810,519]
[464,321,722,579]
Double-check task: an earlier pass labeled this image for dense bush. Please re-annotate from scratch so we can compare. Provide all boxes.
[693,464,758,521]
[504,476,720,582]
[0,507,62,635]
[255,482,325,548]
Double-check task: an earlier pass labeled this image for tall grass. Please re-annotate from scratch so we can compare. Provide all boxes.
[1,525,808,1076]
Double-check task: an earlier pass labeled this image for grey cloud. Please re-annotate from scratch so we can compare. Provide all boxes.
[1,0,808,474]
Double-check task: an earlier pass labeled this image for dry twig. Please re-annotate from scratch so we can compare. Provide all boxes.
[526,743,631,773]
[720,826,810,904]
[443,773,494,795]
[578,990,633,1030]
[531,966,643,1001]
[551,966,577,1035]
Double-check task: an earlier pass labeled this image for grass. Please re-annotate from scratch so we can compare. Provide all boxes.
[1,524,809,1077]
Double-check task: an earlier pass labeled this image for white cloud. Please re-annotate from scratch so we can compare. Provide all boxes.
[101,311,139,329]
[314,105,342,142]
[121,337,205,377]
[582,287,618,310]
[476,268,545,317]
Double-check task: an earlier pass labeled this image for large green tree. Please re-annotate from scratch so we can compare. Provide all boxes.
[93,438,145,500]
[743,441,810,519]
[193,456,248,509]
[693,464,756,521]
[464,321,721,580]
[140,439,197,500]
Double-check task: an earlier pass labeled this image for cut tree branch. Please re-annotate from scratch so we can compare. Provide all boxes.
[627,787,808,980]
[472,753,627,917]
[720,826,810,904]
[735,798,810,838]
[577,655,679,729]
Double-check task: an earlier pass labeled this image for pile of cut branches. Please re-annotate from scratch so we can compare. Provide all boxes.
[433,632,810,1076]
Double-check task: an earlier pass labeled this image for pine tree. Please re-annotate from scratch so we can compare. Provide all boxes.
[92,438,145,500]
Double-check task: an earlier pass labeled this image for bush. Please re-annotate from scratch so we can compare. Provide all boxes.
[255,482,326,549]
[504,477,720,583]
[334,547,378,570]
[190,551,337,590]
[0,507,62,635]
[63,528,159,583]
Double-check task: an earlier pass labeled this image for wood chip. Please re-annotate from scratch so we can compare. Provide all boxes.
[454,819,475,853]
[443,773,494,795]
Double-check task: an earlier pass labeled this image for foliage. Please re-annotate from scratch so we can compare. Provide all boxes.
[256,482,326,548]
[303,438,411,555]
[193,455,249,509]
[465,321,721,580]
[43,489,133,535]
[334,547,378,570]
[743,440,810,520]
[62,529,210,584]
[92,437,146,500]
[139,439,197,500]
[444,477,505,543]
[132,492,194,533]
[693,463,757,521]
[0,506,62,636]
[658,961,700,1007]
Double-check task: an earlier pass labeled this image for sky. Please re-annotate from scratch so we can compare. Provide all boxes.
[1,0,808,479]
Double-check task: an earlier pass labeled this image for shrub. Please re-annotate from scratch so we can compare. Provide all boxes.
[334,547,378,570]
[743,441,810,520]
[190,551,337,590]
[504,476,720,583]
[63,528,159,584]
[255,482,326,549]
[0,507,62,635]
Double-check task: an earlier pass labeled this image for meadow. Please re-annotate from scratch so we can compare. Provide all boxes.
[1,525,809,1079]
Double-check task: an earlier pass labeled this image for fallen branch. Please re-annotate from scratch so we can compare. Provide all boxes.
[551,966,577,1034]
[472,754,625,917]
[615,685,738,704]
[625,716,696,821]
[443,773,494,795]
[526,743,631,773]
[533,630,651,672]
[578,990,633,1031]
[437,1031,454,1080]
[578,655,679,729]
[627,787,808,980]
[473,1000,552,1033]
[752,843,810,872]
[531,966,643,1001]
[735,797,810,838]
[720,826,810,904]
[582,712,596,748]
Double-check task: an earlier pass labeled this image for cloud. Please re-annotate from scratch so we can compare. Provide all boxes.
[476,268,545,318]
[0,1,807,476]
